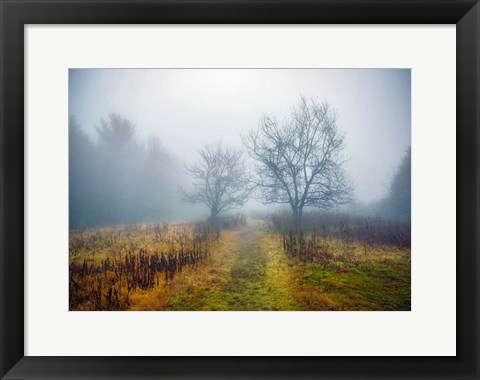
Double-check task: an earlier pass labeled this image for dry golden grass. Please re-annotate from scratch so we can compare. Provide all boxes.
[129,230,238,310]
[166,230,241,310]
[69,222,218,310]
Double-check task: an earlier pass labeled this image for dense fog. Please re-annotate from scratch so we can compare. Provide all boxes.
[69,69,410,229]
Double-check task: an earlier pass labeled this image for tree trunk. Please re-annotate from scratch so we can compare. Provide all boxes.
[209,209,219,225]
[291,205,303,228]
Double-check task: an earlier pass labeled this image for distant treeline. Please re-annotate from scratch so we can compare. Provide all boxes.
[377,147,411,221]
[69,114,184,229]
[347,148,411,221]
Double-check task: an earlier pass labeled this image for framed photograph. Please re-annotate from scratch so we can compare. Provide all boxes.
[1,0,478,379]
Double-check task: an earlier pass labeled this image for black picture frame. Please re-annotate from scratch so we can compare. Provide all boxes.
[1,0,478,379]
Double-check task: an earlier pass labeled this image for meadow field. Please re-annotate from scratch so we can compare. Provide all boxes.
[69,213,410,311]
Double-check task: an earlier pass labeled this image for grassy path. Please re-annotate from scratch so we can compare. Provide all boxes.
[169,220,304,311]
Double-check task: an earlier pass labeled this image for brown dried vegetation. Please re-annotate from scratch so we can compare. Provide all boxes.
[69,222,219,310]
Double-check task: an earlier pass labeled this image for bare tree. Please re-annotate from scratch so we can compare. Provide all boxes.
[243,96,354,218]
[180,143,251,223]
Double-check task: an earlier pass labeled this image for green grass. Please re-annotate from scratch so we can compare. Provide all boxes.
[298,257,411,311]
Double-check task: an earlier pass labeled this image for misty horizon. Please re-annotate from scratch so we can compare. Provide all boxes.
[69,68,410,227]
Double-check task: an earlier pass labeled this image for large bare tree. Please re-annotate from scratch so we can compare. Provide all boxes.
[180,143,251,223]
[243,96,354,218]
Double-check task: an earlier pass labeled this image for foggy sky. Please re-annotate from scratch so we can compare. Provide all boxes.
[69,68,410,204]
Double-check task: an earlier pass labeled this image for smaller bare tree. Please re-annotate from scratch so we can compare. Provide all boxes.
[180,143,251,223]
